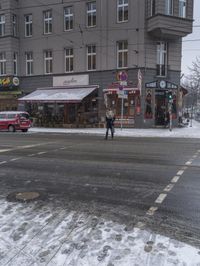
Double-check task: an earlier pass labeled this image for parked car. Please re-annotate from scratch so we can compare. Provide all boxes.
[0,111,31,132]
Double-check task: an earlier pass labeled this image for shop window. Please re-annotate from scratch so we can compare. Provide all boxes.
[145,89,153,119]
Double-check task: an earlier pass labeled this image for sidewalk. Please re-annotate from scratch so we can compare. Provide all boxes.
[30,120,200,139]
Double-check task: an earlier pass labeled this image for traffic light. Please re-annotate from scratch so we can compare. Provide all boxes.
[167,91,173,102]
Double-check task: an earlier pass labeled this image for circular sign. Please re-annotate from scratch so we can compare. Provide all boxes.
[159,80,166,89]
[13,77,20,86]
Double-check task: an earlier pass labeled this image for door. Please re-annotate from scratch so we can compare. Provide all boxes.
[155,90,167,126]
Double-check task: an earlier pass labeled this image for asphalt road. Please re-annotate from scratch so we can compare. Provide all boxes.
[0,131,200,248]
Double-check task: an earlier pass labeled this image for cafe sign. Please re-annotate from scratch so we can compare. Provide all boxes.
[0,76,20,89]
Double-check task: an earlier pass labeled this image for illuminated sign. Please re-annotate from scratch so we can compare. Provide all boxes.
[0,76,20,89]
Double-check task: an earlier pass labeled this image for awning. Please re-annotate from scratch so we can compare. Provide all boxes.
[18,86,98,103]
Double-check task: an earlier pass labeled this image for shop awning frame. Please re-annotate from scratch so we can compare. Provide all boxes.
[18,85,99,103]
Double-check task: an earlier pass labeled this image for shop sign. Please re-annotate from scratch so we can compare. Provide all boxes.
[116,71,128,82]
[145,81,158,88]
[167,82,178,90]
[145,80,178,90]
[53,74,89,87]
[0,76,20,89]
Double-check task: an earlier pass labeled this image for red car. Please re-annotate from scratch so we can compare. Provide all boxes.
[0,111,31,132]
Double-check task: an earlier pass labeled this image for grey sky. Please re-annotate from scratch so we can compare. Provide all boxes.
[182,0,200,75]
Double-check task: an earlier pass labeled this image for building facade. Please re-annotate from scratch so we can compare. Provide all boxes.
[0,0,194,127]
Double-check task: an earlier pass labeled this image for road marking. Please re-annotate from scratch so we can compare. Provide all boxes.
[0,149,11,153]
[146,207,158,216]
[181,166,188,170]
[10,158,21,161]
[176,170,184,176]
[185,161,192,165]
[193,155,197,158]
[60,147,66,150]
[171,176,180,183]
[155,193,167,204]
[0,142,55,154]
[28,154,36,157]
[0,161,7,165]
[37,151,47,155]
[164,184,174,192]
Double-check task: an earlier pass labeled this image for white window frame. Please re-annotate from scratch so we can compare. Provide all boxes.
[156,42,167,77]
[165,0,173,15]
[117,41,128,69]
[43,10,52,34]
[179,0,186,18]
[65,48,74,73]
[150,0,156,16]
[25,14,32,37]
[44,50,53,74]
[26,52,33,76]
[87,45,96,71]
[64,6,73,31]
[87,2,96,27]
[117,0,128,23]
[0,14,5,37]
[13,52,18,75]
[0,52,6,76]
[12,14,17,36]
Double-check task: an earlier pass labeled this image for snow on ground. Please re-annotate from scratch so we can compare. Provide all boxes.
[29,120,200,139]
[0,197,200,266]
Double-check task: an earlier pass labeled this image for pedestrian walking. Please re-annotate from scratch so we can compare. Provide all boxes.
[105,108,115,140]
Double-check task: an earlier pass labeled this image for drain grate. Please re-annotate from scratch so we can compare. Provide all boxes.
[7,191,47,202]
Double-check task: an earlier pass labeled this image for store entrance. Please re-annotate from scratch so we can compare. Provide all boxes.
[155,90,167,126]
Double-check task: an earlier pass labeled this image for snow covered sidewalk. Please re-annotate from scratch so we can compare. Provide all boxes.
[0,197,200,266]
[29,121,200,139]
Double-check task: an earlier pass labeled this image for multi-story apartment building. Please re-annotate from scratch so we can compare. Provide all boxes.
[0,0,194,127]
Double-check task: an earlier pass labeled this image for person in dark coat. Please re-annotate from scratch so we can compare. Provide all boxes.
[105,108,115,140]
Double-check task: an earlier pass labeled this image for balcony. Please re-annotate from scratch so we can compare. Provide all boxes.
[147,14,193,39]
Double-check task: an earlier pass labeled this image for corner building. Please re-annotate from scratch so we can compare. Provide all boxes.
[0,0,194,127]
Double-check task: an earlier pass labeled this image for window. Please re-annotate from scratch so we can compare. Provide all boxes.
[43,10,52,34]
[13,52,18,75]
[44,50,53,74]
[65,48,74,72]
[151,0,156,16]
[165,0,173,15]
[0,14,5,36]
[25,14,32,37]
[179,0,186,18]
[12,14,17,36]
[87,45,96,70]
[64,6,73,31]
[26,52,33,75]
[156,42,167,76]
[0,52,6,76]
[117,0,128,22]
[117,41,128,68]
[87,2,96,27]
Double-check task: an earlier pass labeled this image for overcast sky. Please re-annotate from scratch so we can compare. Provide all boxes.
[181,0,200,76]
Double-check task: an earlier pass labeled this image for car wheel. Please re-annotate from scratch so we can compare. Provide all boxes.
[8,125,15,132]
[22,129,28,132]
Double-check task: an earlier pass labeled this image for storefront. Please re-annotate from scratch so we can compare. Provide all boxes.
[144,80,178,127]
[18,86,99,127]
[0,76,21,111]
[103,82,140,127]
